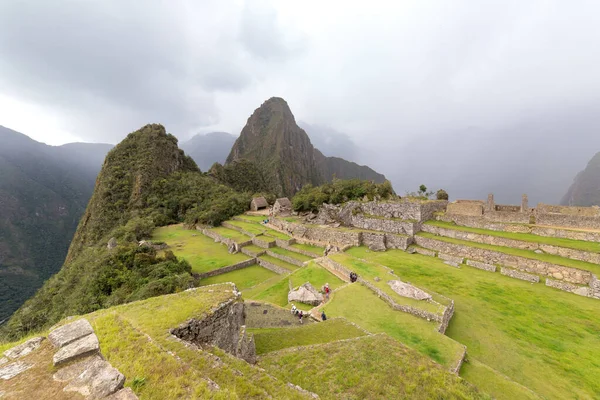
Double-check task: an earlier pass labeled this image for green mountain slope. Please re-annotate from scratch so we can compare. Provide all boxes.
[3,124,250,339]
[561,152,600,206]
[225,97,387,197]
[0,126,111,324]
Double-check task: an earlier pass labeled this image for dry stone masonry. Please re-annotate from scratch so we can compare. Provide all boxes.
[288,282,324,306]
[500,268,540,283]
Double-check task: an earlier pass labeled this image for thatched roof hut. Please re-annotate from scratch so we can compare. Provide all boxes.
[250,196,268,211]
[273,197,292,215]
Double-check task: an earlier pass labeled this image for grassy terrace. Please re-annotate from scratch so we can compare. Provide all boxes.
[249,318,367,354]
[236,214,267,223]
[225,219,266,235]
[329,253,444,315]
[240,244,265,255]
[426,220,600,253]
[290,242,324,254]
[346,247,600,400]
[259,334,486,400]
[259,254,298,271]
[268,246,313,263]
[211,226,252,243]
[322,284,465,369]
[263,229,291,240]
[77,285,305,399]
[199,265,277,290]
[152,225,249,273]
[290,262,345,291]
[418,231,600,275]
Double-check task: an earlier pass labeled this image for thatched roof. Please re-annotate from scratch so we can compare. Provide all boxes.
[275,197,292,207]
[251,196,268,209]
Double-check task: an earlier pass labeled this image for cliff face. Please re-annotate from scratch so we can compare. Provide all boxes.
[226,97,386,197]
[561,152,600,206]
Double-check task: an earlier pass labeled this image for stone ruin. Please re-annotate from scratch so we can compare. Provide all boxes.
[387,280,432,301]
[288,282,324,306]
[272,197,292,216]
[250,196,268,211]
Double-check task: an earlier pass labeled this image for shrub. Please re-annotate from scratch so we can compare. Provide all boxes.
[436,189,449,200]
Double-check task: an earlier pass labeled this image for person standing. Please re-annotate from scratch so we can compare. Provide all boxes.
[324,284,330,300]
[321,310,327,321]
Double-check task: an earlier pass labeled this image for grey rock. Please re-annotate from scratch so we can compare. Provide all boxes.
[53,355,104,382]
[3,337,44,360]
[288,283,324,306]
[406,247,416,254]
[0,361,33,380]
[368,240,386,252]
[534,249,544,254]
[107,237,118,250]
[48,318,94,348]
[374,276,381,282]
[105,388,139,400]
[0,358,8,366]
[64,356,125,399]
[53,333,100,366]
[444,261,461,268]
[0,390,4,397]
[388,280,432,301]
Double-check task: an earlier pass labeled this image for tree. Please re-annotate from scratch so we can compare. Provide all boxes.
[436,189,449,200]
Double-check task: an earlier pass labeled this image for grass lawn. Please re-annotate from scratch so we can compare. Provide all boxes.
[245,302,315,328]
[249,318,366,354]
[289,262,345,291]
[269,247,313,263]
[259,255,299,271]
[211,226,252,243]
[240,244,265,255]
[254,234,276,245]
[259,334,487,400]
[322,284,465,369]
[199,265,277,290]
[248,274,291,306]
[237,214,267,222]
[347,247,600,400]
[225,219,266,235]
[263,228,291,240]
[329,253,444,315]
[291,242,324,255]
[151,225,249,273]
[426,220,600,253]
[418,232,600,274]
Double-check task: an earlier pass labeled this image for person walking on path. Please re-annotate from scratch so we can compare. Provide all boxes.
[321,310,327,321]
[298,310,304,324]
[324,284,330,300]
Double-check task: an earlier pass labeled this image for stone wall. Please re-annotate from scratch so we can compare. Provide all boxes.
[241,247,265,257]
[412,246,436,257]
[201,229,253,247]
[500,267,540,283]
[252,237,276,249]
[277,242,322,258]
[414,236,593,285]
[545,278,590,297]
[197,259,257,279]
[465,260,497,272]
[495,205,522,213]
[360,200,421,220]
[420,200,449,221]
[447,202,483,217]
[385,234,412,251]
[351,215,418,235]
[275,238,296,247]
[257,258,289,274]
[422,224,600,264]
[266,250,305,267]
[222,221,256,238]
[170,298,256,364]
[537,203,600,217]
[535,212,600,230]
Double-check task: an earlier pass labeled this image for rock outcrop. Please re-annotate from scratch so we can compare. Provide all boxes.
[388,280,432,301]
[288,283,324,306]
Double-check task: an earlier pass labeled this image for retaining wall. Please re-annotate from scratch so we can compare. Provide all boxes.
[465,260,497,272]
[278,242,322,258]
[201,229,253,247]
[351,215,418,235]
[500,267,540,283]
[252,237,276,249]
[222,221,256,238]
[447,202,483,217]
[414,236,593,285]
[257,258,289,274]
[422,224,600,264]
[545,278,590,297]
[266,250,305,267]
[535,212,600,230]
[197,259,257,279]
[241,247,266,257]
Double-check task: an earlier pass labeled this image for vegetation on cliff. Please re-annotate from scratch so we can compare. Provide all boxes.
[225,97,387,197]
[2,124,250,339]
[291,178,394,212]
[561,151,600,206]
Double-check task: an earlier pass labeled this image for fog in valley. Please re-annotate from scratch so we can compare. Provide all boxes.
[2,1,600,204]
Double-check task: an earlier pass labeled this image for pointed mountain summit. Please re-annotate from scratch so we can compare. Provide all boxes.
[226,97,386,197]
[561,152,600,206]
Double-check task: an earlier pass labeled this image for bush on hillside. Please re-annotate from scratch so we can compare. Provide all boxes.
[208,159,275,195]
[292,179,395,212]
[436,189,449,200]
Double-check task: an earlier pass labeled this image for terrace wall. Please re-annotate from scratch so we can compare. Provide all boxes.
[535,212,600,230]
[201,229,253,247]
[447,202,483,217]
[414,236,593,285]
[351,215,418,235]
[257,258,288,274]
[266,250,305,267]
[422,225,600,264]
[222,221,256,238]
[197,258,257,279]
[537,203,600,217]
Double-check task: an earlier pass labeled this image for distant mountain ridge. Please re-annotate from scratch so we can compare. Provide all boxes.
[0,126,111,323]
[561,152,600,206]
[181,132,236,172]
[225,97,387,197]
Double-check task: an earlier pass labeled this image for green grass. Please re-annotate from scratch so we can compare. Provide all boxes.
[211,226,252,243]
[225,219,266,235]
[240,244,265,255]
[249,319,366,354]
[426,220,600,253]
[322,284,465,369]
[237,214,267,222]
[263,229,291,240]
[418,231,600,274]
[290,242,324,255]
[249,275,291,306]
[199,265,277,290]
[253,234,276,245]
[245,302,315,328]
[151,225,249,273]
[329,253,444,315]
[81,285,306,399]
[259,255,299,271]
[289,262,345,291]
[268,247,313,263]
[282,216,300,223]
[259,334,488,400]
[347,247,600,400]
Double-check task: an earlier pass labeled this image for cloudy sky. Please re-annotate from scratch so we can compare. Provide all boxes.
[1,0,600,203]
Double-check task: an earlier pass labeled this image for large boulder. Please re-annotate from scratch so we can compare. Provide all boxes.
[53,333,100,366]
[49,319,94,348]
[63,356,125,399]
[387,280,432,301]
[288,283,324,306]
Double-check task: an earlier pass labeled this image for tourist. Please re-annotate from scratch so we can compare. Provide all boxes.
[324,285,330,300]
[298,310,303,324]
[291,304,297,315]
[321,311,327,321]
[350,272,358,283]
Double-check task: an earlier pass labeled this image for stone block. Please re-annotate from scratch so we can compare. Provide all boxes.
[63,356,125,399]
[48,318,94,348]
[53,333,100,366]
[500,268,540,283]
[413,247,436,257]
[0,361,33,380]
[0,358,7,366]
[466,260,497,272]
[106,388,139,400]
[438,253,464,264]
[3,337,44,360]
[53,355,104,382]
[444,261,461,268]
[288,283,323,306]
[388,280,431,300]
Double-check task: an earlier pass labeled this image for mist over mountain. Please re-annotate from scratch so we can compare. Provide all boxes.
[181,132,236,172]
[561,152,600,207]
[0,126,111,323]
